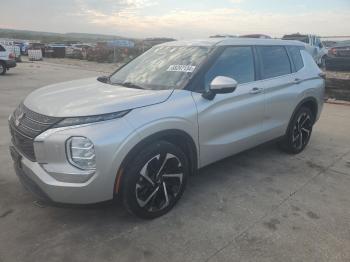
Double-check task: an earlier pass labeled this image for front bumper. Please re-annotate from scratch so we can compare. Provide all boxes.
[11,147,107,204]
[5,60,16,69]
[13,159,52,203]
[9,117,138,204]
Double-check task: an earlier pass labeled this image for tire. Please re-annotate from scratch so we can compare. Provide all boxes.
[121,141,189,219]
[279,107,314,154]
[0,62,6,75]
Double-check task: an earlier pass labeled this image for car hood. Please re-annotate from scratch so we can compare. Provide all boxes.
[24,77,173,117]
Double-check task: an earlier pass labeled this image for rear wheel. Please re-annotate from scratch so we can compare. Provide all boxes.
[121,141,189,219]
[279,107,314,154]
[0,62,6,75]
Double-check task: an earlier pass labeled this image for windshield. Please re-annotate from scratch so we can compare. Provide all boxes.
[110,46,211,90]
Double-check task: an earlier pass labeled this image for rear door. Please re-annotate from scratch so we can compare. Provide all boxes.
[255,45,301,140]
[192,46,265,167]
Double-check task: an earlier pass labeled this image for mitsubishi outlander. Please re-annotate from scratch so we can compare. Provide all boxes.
[9,38,325,218]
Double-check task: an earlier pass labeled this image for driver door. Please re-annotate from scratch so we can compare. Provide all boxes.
[192,46,265,167]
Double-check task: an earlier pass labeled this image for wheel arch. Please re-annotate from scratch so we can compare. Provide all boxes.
[288,97,318,131]
[0,60,6,74]
[114,129,198,195]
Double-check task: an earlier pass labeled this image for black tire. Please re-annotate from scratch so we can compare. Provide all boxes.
[0,61,6,75]
[121,141,189,219]
[279,107,314,154]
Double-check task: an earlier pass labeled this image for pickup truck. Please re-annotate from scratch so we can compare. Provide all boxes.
[282,34,328,68]
[0,44,16,75]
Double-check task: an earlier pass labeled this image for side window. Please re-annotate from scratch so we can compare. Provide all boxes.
[205,46,255,90]
[0,45,5,52]
[287,46,304,71]
[257,46,291,79]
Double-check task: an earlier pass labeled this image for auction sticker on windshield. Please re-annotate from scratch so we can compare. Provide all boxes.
[167,65,196,73]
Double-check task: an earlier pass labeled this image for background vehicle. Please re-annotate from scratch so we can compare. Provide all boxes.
[0,44,16,75]
[0,40,21,62]
[325,41,350,71]
[9,39,325,218]
[66,44,92,59]
[240,34,272,39]
[282,33,328,67]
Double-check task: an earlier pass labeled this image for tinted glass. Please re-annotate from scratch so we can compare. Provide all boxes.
[205,47,255,90]
[257,46,291,79]
[110,46,211,90]
[287,46,304,71]
[0,45,5,51]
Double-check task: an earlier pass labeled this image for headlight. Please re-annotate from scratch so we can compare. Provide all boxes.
[54,110,130,128]
[66,137,96,170]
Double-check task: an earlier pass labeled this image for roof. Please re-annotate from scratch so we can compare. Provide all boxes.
[160,38,304,47]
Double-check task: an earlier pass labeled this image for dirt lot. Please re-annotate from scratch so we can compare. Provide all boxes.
[0,60,350,262]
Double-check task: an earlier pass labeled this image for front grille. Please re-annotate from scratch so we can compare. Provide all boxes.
[9,103,62,161]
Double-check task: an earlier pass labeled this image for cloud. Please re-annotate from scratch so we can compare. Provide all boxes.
[76,5,350,38]
[1,0,349,39]
[75,0,157,16]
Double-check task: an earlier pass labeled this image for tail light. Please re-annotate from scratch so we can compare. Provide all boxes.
[9,53,15,60]
[328,48,337,56]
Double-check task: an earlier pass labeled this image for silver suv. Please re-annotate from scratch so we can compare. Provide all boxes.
[9,38,325,218]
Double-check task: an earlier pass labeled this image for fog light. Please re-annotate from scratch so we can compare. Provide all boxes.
[67,137,96,170]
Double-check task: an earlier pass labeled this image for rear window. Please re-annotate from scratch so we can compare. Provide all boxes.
[287,46,304,71]
[257,46,292,79]
[0,45,5,52]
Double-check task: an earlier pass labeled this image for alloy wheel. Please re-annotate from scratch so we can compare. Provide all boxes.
[135,153,184,212]
[292,112,312,150]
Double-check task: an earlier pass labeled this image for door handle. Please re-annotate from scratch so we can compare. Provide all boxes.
[294,78,302,84]
[249,87,263,94]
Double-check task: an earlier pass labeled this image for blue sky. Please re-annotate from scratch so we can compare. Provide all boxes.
[1,0,349,39]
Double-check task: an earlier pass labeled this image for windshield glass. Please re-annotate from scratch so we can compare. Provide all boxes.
[110,46,211,90]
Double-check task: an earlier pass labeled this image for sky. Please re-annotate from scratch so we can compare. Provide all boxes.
[1,0,350,39]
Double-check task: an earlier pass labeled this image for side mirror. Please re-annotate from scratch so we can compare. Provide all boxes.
[97,76,110,83]
[202,76,238,100]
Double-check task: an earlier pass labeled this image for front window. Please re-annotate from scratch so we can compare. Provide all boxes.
[205,47,255,90]
[110,46,211,90]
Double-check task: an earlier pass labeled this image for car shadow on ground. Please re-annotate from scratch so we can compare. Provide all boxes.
[0,72,19,77]
[29,142,280,223]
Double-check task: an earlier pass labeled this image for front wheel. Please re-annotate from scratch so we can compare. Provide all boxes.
[121,141,189,219]
[0,62,6,75]
[279,107,314,154]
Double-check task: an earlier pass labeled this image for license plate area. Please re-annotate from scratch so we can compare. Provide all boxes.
[10,146,22,169]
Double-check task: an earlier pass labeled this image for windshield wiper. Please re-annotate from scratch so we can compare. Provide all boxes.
[115,82,144,90]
